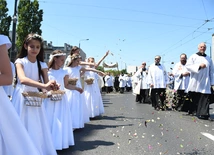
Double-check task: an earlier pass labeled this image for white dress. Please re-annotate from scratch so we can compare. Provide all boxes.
[3,62,15,97]
[12,57,57,155]
[43,68,74,150]
[0,35,39,155]
[64,66,90,129]
[83,71,104,118]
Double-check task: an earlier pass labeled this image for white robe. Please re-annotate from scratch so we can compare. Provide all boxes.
[133,69,149,94]
[172,62,190,91]
[104,75,112,87]
[186,53,214,94]
[119,75,126,87]
[147,63,168,88]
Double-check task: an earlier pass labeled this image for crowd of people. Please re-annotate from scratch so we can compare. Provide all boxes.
[130,42,214,121]
[0,33,108,154]
[1,32,213,154]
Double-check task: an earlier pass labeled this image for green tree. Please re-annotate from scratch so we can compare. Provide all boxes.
[97,66,104,72]
[0,0,12,36]
[16,0,43,49]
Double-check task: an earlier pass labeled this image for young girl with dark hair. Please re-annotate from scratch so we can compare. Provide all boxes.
[12,33,57,155]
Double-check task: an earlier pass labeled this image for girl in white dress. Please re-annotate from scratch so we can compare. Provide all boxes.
[0,34,39,155]
[83,57,104,118]
[64,54,105,129]
[44,50,74,150]
[12,33,57,155]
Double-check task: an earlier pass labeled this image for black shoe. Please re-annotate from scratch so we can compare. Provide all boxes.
[208,117,214,121]
[198,115,209,120]
[155,107,160,111]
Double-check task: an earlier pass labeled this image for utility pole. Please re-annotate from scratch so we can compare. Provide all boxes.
[11,0,18,61]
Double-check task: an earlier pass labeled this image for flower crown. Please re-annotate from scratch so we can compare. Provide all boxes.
[71,55,81,60]
[26,34,43,42]
[49,53,66,63]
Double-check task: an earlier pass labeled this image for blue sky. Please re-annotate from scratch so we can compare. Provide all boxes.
[6,0,214,71]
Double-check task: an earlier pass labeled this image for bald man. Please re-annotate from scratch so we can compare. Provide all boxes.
[147,55,168,110]
[186,42,214,120]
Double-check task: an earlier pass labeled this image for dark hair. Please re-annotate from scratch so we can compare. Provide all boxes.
[16,33,44,61]
[14,33,44,88]
[48,50,64,69]
[67,54,81,67]
[70,46,80,56]
[87,57,94,62]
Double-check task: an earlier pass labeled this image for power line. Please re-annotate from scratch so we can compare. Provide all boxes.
[39,1,205,21]
[160,18,214,56]
[201,0,208,20]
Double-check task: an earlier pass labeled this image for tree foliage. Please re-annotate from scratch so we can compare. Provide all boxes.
[16,0,43,49]
[96,66,105,72]
[0,0,11,36]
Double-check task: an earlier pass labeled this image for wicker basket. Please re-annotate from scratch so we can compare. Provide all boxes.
[68,78,78,85]
[49,90,65,101]
[85,78,94,85]
[22,92,47,107]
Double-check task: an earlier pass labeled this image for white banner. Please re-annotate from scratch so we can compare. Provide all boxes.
[103,62,118,68]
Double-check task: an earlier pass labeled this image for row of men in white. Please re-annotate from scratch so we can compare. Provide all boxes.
[131,42,213,119]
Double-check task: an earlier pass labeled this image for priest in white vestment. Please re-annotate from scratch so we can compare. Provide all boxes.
[186,42,214,120]
[172,53,190,111]
[147,55,168,110]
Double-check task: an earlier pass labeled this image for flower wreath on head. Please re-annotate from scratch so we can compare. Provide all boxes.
[49,53,66,63]
[71,55,81,60]
[26,34,43,42]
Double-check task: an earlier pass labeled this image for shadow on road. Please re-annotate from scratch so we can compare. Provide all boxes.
[57,140,114,155]
[57,121,133,155]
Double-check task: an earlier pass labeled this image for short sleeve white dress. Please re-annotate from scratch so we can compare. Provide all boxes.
[0,35,39,155]
[12,57,57,155]
[64,66,90,129]
[43,68,74,150]
[83,70,104,118]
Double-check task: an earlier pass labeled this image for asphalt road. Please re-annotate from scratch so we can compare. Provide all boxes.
[57,92,214,155]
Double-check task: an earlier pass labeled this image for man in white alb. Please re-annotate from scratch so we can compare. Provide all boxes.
[147,55,168,110]
[186,42,214,120]
[172,53,190,111]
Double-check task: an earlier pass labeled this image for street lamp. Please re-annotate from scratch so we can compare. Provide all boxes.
[79,39,89,48]
[11,0,18,61]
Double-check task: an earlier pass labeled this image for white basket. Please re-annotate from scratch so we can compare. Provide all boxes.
[49,90,65,101]
[22,92,47,107]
